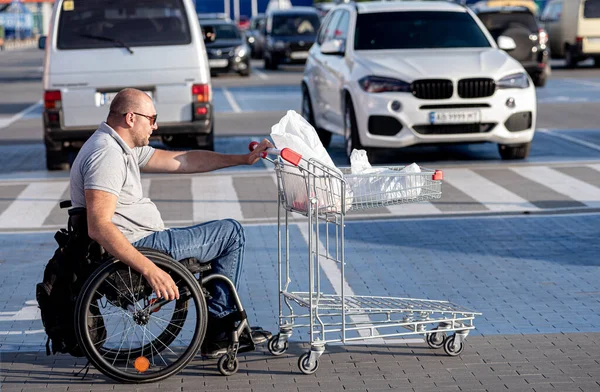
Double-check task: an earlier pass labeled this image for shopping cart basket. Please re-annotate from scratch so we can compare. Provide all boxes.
[249,142,481,375]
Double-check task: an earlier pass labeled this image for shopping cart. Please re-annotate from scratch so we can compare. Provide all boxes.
[249,142,481,375]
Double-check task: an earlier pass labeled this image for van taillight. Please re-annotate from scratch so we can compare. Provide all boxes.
[538,28,548,46]
[576,36,583,43]
[44,90,62,109]
[192,84,211,103]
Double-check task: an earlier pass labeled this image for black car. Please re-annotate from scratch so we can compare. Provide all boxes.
[263,7,321,70]
[246,14,266,58]
[473,5,550,87]
[201,19,251,77]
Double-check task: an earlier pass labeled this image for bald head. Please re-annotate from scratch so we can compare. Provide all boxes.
[108,88,152,119]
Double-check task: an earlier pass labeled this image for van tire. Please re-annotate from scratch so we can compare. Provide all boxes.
[46,150,70,171]
[565,46,578,69]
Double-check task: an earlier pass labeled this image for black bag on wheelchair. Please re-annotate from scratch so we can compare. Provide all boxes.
[35,203,106,357]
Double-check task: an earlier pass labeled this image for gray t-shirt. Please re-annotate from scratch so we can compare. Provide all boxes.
[70,122,165,243]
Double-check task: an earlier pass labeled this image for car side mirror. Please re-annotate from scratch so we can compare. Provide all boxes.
[497,36,517,51]
[321,39,345,55]
[38,36,46,50]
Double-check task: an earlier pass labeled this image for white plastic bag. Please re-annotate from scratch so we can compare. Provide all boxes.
[347,149,424,205]
[271,110,337,169]
[270,110,351,213]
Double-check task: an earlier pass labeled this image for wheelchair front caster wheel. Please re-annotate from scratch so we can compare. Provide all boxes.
[217,354,239,376]
[426,328,446,349]
[443,335,464,357]
[268,335,288,356]
[298,352,319,375]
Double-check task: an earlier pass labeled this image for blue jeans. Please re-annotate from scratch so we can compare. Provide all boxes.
[132,219,245,319]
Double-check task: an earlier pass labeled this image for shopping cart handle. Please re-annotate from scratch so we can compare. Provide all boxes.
[248,142,302,166]
[433,170,443,181]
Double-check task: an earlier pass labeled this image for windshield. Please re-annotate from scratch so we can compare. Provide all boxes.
[203,23,241,39]
[271,13,320,36]
[57,0,191,50]
[477,12,538,37]
[354,11,491,50]
[584,0,600,19]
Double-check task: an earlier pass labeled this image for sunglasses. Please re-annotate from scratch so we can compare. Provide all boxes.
[125,112,158,126]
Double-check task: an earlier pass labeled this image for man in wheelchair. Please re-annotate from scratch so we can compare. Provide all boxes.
[69,88,273,359]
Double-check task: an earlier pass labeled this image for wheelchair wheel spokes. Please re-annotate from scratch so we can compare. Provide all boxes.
[76,253,207,383]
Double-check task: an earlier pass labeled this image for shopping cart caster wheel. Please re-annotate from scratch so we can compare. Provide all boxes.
[426,328,446,349]
[268,335,288,356]
[217,354,239,376]
[298,352,319,375]
[443,335,464,357]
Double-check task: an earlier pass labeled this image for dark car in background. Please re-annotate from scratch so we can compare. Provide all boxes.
[473,5,550,86]
[246,14,266,58]
[263,7,321,70]
[202,19,251,77]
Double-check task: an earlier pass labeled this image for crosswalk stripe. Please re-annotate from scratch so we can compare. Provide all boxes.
[191,175,244,223]
[0,182,69,228]
[443,168,538,212]
[587,163,600,173]
[475,167,584,209]
[512,166,600,208]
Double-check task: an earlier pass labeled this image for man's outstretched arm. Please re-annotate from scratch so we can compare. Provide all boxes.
[142,138,273,173]
[85,189,180,301]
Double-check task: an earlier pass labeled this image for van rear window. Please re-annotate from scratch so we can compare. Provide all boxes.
[57,0,191,50]
[584,0,600,19]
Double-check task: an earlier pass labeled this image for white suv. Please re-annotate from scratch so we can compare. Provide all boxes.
[302,1,537,160]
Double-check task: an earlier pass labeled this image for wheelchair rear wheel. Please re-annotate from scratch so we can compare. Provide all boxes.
[75,250,207,383]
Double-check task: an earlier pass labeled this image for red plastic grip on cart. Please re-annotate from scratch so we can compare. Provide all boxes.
[280,148,302,166]
[248,141,267,158]
[432,170,443,181]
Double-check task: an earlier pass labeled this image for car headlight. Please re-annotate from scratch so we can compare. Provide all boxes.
[235,45,249,57]
[497,73,530,89]
[274,40,285,50]
[358,76,411,93]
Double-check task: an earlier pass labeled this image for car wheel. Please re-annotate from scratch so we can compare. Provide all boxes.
[46,149,70,171]
[498,142,531,160]
[532,72,547,87]
[239,66,251,77]
[344,97,364,159]
[302,85,332,148]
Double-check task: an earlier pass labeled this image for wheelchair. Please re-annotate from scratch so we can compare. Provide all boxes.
[63,201,260,383]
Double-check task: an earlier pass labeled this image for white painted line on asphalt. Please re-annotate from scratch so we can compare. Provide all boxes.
[295,222,384,342]
[191,175,244,223]
[514,166,600,208]
[0,329,45,335]
[222,87,242,113]
[0,305,40,322]
[387,201,441,216]
[566,78,600,88]
[252,67,268,80]
[0,100,43,130]
[443,168,538,212]
[538,129,600,153]
[0,181,69,228]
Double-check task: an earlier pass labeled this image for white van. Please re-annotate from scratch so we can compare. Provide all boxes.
[541,0,600,67]
[39,0,213,170]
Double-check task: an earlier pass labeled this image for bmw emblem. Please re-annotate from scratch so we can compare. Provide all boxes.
[216,49,222,56]
[299,41,305,46]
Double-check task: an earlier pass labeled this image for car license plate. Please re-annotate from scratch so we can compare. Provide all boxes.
[208,59,229,68]
[95,91,153,107]
[290,51,308,60]
[429,110,480,124]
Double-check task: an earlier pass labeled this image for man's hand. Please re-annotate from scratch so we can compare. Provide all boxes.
[142,262,180,301]
[247,138,274,165]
